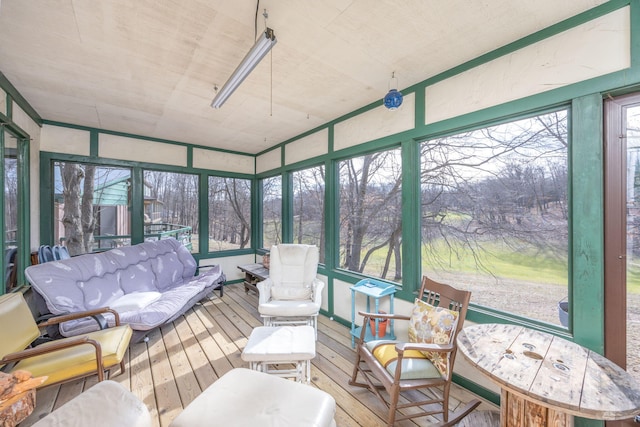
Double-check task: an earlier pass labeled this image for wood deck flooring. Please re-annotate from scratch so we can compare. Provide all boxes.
[19,283,496,426]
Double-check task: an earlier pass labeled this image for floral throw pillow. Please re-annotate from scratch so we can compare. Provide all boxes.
[407,298,460,377]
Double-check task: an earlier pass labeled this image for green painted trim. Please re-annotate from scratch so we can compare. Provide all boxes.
[633,0,640,69]
[42,120,256,158]
[38,150,252,179]
[0,124,31,292]
[187,146,193,169]
[198,172,208,255]
[571,94,605,354]
[282,170,293,243]
[0,130,4,295]
[399,139,420,300]
[324,158,337,316]
[0,72,43,125]
[5,94,11,119]
[17,137,30,288]
[38,155,54,245]
[467,305,573,340]
[0,112,30,140]
[423,69,638,143]
[130,167,144,244]
[252,178,262,251]
[89,130,99,158]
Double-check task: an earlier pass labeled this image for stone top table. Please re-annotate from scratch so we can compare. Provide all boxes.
[457,323,640,426]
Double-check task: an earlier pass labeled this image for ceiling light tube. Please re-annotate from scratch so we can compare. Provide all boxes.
[211,28,277,109]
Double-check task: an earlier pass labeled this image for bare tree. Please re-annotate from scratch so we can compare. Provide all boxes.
[263,176,282,247]
[223,178,251,248]
[61,163,85,255]
[339,149,402,279]
[420,111,569,273]
[293,166,325,261]
[81,165,96,253]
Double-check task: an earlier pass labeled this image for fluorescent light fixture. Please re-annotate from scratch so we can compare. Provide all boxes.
[211,27,277,109]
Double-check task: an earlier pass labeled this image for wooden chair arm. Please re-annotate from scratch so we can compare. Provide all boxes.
[358,311,410,321]
[0,336,102,365]
[395,342,455,354]
[38,307,121,328]
[356,312,411,344]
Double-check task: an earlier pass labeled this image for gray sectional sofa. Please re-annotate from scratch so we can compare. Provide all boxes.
[25,238,225,342]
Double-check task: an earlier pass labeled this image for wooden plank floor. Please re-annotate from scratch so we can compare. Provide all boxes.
[19,283,497,426]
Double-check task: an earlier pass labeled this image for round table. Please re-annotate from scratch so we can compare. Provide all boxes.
[457,323,640,426]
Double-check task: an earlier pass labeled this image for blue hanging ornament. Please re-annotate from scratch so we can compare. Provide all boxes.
[383,72,403,110]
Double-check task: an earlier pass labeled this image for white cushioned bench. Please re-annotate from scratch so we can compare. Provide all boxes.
[32,368,337,427]
[171,368,336,427]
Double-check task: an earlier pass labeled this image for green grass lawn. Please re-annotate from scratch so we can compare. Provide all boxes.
[425,240,567,285]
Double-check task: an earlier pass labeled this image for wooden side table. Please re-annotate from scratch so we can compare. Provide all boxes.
[350,278,396,348]
[237,263,269,294]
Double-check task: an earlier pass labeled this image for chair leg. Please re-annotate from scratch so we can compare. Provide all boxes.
[312,316,318,338]
[349,349,363,386]
[386,383,400,427]
[442,382,451,422]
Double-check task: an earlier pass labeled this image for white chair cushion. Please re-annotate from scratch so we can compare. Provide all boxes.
[269,244,319,288]
[270,285,312,301]
[259,299,320,317]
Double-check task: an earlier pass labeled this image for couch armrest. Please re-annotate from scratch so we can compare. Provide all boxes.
[38,307,121,329]
[1,335,104,370]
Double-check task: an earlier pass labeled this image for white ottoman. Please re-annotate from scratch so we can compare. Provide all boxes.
[32,380,152,427]
[242,325,315,383]
[169,368,336,427]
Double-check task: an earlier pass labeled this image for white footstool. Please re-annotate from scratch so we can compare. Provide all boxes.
[241,325,315,383]
[31,380,152,427]
[169,368,336,427]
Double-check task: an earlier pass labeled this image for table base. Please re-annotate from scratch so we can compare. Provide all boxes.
[501,390,573,427]
[0,389,36,427]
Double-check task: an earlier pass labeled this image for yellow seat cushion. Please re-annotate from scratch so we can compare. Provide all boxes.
[10,325,132,387]
[367,340,441,380]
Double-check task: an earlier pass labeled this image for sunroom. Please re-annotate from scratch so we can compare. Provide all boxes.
[0,1,639,426]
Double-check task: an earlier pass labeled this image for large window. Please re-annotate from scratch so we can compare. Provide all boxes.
[54,161,132,255]
[339,149,402,280]
[262,175,282,249]
[420,110,569,326]
[292,166,325,263]
[4,134,18,292]
[143,170,198,252]
[208,176,251,251]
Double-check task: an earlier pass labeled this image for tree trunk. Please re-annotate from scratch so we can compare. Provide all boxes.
[61,163,84,256]
[81,165,96,253]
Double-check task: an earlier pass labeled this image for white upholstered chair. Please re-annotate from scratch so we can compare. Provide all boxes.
[257,244,324,337]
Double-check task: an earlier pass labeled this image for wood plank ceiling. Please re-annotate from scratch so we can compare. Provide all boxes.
[0,0,607,154]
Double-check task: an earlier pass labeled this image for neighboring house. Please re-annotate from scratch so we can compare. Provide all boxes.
[53,175,185,250]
